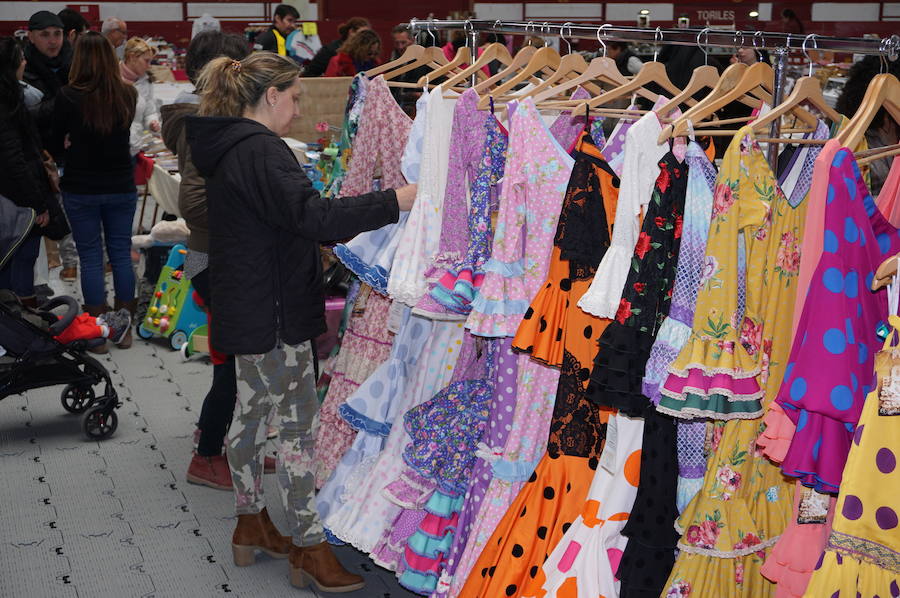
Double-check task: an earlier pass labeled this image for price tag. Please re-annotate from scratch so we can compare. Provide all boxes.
[598,415,618,474]
[386,300,405,334]
[302,22,318,36]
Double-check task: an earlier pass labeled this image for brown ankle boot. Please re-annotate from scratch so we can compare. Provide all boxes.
[83,304,110,354]
[289,542,365,593]
[113,298,137,349]
[231,507,291,566]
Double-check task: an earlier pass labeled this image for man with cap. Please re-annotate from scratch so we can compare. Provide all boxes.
[23,11,70,103]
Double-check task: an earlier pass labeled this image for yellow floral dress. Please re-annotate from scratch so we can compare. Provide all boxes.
[659,125,829,598]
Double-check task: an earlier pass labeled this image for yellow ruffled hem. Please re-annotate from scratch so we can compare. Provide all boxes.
[803,550,900,598]
[662,551,776,598]
[669,334,761,380]
[676,449,791,558]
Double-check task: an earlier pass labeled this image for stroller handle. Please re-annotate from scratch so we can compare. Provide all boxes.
[39,296,80,337]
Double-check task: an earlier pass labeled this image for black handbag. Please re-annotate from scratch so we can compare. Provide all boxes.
[40,192,70,241]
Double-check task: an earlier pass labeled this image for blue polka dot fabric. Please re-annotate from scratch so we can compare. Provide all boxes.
[775,148,900,493]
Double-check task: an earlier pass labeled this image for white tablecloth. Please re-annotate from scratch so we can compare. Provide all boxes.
[153,82,194,106]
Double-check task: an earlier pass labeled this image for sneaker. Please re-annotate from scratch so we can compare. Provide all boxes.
[60,267,77,281]
[97,308,132,345]
[186,454,233,490]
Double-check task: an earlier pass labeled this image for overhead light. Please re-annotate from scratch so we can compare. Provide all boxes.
[749,10,760,17]
[639,9,650,15]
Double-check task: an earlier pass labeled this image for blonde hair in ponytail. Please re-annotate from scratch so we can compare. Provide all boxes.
[196,52,300,117]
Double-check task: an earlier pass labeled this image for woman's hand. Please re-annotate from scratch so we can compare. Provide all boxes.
[395,184,417,211]
[149,120,161,133]
[36,211,49,227]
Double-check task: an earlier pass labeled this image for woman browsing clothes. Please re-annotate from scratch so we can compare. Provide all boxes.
[185,52,416,593]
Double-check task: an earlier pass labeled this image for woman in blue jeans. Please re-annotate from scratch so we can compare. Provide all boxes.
[51,32,138,351]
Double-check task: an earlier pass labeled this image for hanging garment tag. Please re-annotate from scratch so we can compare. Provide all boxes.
[879,364,900,416]
[797,487,830,524]
[599,415,619,474]
[302,22,318,36]
[386,300,405,334]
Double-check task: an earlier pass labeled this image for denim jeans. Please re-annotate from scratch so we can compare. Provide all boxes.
[0,234,40,297]
[62,191,137,306]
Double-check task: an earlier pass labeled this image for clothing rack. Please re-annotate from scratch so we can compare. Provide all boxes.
[405,18,900,169]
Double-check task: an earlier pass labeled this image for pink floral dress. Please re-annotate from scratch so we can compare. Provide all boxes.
[451,98,575,595]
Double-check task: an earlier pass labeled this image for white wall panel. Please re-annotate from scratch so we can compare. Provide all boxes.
[1,3,69,22]
[524,3,602,19]
[811,2,880,21]
[187,3,267,19]
[883,2,900,18]
[605,3,673,22]
[474,3,524,21]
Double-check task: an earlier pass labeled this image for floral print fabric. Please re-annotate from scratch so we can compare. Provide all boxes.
[413,89,489,319]
[332,76,412,294]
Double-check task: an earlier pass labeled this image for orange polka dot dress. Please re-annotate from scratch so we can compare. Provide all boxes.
[457,132,619,598]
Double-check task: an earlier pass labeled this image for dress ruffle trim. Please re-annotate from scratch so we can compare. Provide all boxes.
[511,280,568,369]
[333,244,389,295]
[761,524,831,597]
[667,335,763,380]
[804,550,900,598]
[577,246,630,318]
[675,483,789,559]
[338,403,392,436]
[657,392,763,421]
[756,402,796,464]
[829,530,900,574]
[778,408,851,494]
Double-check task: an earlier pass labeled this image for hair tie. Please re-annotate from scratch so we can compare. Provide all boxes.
[230,59,242,73]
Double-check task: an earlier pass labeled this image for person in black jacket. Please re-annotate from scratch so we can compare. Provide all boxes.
[186,52,415,592]
[0,37,53,304]
[23,11,71,147]
[50,32,138,352]
[301,17,369,77]
[254,4,299,56]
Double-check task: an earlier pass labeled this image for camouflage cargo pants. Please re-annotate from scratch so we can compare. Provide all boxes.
[227,341,325,547]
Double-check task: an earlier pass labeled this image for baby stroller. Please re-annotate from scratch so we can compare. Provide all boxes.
[0,295,119,440]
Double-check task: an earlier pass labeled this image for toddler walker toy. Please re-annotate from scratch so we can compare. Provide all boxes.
[137,244,207,351]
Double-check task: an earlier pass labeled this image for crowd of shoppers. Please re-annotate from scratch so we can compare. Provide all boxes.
[1,6,417,592]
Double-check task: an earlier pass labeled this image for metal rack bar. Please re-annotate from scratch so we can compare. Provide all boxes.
[407,19,899,58]
[406,18,896,172]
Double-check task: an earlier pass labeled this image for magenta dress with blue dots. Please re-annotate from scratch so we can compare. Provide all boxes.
[775,147,900,494]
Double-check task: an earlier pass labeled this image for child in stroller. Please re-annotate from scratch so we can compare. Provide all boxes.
[0,291,127,439]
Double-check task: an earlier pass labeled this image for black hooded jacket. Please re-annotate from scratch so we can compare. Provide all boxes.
[186,116,399,355]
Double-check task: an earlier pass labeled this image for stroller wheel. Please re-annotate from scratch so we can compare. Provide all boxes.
[82,406,118,440]
[61,384,96,414]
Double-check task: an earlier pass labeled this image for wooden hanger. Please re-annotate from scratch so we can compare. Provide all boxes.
[472,45,537,93]
[570,60,682,118]
[415,45,473,86]
[438,42,513,90]
[516,51,606,100]
[873,252,900,290]
[532,26,658,106]
[662,61,817,142]
[476,45,561,109]
[751,35,842,135]
[382,46,453,85]
[365,43,426,79]
[837,73,900,150]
